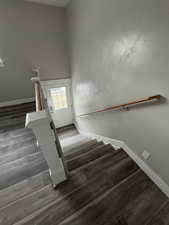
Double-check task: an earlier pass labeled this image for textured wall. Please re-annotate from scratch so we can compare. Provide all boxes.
[67,0,169,185]
[0,0,69,102]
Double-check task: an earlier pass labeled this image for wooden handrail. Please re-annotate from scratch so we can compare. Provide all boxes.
[78,95,161,117]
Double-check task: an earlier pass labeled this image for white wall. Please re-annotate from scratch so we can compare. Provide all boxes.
[0,0,69,102]
[67,0,169,185]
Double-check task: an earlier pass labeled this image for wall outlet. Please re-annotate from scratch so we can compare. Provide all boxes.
[142,150,151,160]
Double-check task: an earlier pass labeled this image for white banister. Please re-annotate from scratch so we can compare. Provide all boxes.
[31,77,44,112]
[25,111,67,187]
[25,77,68,188]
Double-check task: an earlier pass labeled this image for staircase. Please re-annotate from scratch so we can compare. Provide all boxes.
[0,103,168,225]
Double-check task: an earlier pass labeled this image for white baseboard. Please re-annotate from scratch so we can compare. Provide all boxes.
[79,129,123,151]
[0,97,35,108]
[122,143,169,198]
[77,128,169,198]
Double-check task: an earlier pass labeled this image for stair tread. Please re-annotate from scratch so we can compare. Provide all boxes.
[0,102,35,112]
[63,139,94,155]
[62,136,91,153]
[0,127,33,140]
[0,143,39,165]
[121,181,167,225]
[0,151,48,190]
[0,117,26,130]
[67,144,115,171]
[104,180,168,225]
[0,133,35,149]
[0,105,35,116]
[50,170,152,225]
[0,151,123,212]
[0,151,138,225]
[0,170,50,209]
[64,139,103,161]
[0,137,36,159]
[0,122,25,132]
[59,169,167,225]
[145,200,169,225]
[0,112,34,121]
[58,125,78,139]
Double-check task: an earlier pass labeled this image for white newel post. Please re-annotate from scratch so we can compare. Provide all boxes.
[25,111,67,186]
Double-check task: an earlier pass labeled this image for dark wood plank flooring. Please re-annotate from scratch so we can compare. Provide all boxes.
[0,102,168,225]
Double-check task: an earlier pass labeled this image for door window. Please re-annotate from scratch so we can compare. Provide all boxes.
[50,87,68,111]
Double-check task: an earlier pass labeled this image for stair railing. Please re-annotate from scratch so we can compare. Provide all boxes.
[31,77,44,112]
[77,95,162,118]
[42,94,69,177]
[31,77,69,178]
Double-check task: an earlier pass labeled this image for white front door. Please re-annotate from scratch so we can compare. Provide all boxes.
[41,79,73,128]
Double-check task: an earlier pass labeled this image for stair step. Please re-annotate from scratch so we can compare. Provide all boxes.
[64,139,103,161]
[0,132,35,147]
[0,127,33,141]
[0,117,26,130]
[1,152,123,213]
[2,152,138,225]
[104,180,168,225]
[0,102,35,113]
[0,105,35,117]
[114,217,129,225]
[67,144,115,171]
[63,139,95,156]
[0,108,35,118]
[0,127,35,143]
[0,152,48,190]
[58,125,78,139]
[0,112,33,121]
[121,182,167,225]
[0,134,36,152]
[103,216,129,225]
[57,124,76,133]
[0,170,50,209]
[144,200,169,225]
[0,143,39,165]
[49,170,152,225]
[61,135,91,152]
[0,139,38,157]
[0,122,26,133]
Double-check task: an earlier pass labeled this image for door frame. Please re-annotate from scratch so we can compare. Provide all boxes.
[41,78,75,125]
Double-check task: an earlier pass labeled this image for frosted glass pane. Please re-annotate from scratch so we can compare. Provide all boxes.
[50,87,68,110]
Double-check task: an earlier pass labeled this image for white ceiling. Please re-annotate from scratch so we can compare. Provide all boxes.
[24,0,70,7]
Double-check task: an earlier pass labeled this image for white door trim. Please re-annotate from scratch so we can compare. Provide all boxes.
[41,79,71,88]
[41,79,74,128]
[41,79,71,98]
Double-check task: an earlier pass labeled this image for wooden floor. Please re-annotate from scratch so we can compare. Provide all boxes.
[0,102,168,225]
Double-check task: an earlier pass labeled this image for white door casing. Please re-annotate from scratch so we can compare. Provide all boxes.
[41,79,73,128]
